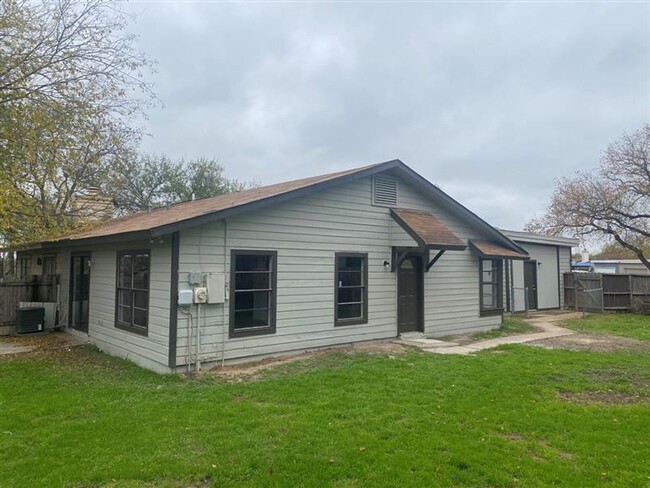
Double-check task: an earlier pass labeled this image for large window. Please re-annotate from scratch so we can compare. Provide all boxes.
[116,250,150,335]
[480,258,503,316]
[335,253,368,326]
[230,250,277,338]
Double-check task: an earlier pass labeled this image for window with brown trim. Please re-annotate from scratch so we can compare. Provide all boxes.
[335,253,368,326]
[480,258,503,316]
[230,250,277,338]
[116,250,150,335]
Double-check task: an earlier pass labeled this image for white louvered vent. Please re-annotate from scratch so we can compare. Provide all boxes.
[372,175,398,207]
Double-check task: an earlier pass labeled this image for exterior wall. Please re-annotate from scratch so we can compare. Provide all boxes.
[395,180,503,335]
[558,246,571,308]
[64,239,172,373]
[175,174,502,368]
[510,243,572,311]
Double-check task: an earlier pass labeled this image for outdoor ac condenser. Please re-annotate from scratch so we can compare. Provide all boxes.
[15,307,45,334]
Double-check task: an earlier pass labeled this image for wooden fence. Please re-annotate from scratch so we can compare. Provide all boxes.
[563,272,650,313]
[0,277,58,326]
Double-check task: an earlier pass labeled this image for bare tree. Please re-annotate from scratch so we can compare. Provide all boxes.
[527,125,650,270]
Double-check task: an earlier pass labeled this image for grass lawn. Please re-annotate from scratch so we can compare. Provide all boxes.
[1,338,649,487]
[562,313,650,341]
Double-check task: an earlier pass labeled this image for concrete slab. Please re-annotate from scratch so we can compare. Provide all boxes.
[403,311,578,356]
[0,342,34,355]
[399,338,460,348]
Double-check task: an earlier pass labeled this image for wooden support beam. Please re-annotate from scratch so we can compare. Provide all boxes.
[426,250,446,271]
[391,250,411,272]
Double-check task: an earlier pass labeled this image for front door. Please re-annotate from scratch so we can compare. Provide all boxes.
[69,254,91,332]
[397,255,423,334]
[524,260,538,310]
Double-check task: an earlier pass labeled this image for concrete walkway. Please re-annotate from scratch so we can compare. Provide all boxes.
[399,312,582,355]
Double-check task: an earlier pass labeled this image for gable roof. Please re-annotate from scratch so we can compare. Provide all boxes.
[19,159,525,255]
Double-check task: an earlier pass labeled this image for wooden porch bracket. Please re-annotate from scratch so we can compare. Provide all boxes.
[391,250,411,272]
[426,250,446,272]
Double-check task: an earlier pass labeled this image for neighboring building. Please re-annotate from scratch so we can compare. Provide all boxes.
[501,230,579,312]
[14,160,538,373]
[591,259,650,275]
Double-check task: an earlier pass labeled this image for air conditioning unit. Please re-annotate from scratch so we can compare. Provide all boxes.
[15,307,45,334]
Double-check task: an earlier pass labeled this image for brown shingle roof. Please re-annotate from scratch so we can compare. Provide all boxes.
[49,162,390,244]
[390,208,467,250]
[469,240,529,260]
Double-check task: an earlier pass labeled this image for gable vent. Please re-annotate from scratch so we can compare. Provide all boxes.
[372,175,398,207]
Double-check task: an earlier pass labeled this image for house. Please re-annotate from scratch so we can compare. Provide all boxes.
[500,230,579,312]
[13,159,542,373]
[590,259,650,275]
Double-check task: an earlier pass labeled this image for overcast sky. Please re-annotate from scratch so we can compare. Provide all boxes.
[125,1,650,231]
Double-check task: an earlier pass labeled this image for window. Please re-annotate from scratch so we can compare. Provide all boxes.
[41,255,56,275]
[116,250,150,335]
[480,258,503,316]
[18,257,31,281]
[335,253,368,326]
[230,250,277,338]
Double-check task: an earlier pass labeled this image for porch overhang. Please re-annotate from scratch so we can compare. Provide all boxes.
[390,208,467,251]
[469,239,529,260]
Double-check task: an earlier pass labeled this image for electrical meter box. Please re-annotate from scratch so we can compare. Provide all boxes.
[206,273,225,304]
[178,289,193,306]
[193,287,208,304]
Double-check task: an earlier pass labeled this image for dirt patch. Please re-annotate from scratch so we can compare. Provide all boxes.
[0,332,85,360]
[527,333,650,353]
[498,433,575,461]
[211,341,410,381]
[558,390,649,405]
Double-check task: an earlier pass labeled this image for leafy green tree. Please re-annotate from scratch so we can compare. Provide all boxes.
[103,155,252,214]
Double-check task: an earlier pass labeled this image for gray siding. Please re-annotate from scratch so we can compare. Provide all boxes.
[176,174,501,368]
[558,246,571,308]
[511,242,565,311]
[395,180,502,334]
[64,239,172,372]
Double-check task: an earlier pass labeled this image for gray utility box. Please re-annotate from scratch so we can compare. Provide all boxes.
[15,307,45,334]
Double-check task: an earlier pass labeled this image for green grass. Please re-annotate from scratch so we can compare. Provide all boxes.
[1,343,649,487]
[563,313,650,341]
[469,314,537,341]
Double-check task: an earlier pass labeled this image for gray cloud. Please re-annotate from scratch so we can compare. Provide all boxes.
[125,1,649,230]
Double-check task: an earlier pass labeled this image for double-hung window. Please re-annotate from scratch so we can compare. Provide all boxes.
[116,251,150,335]
[230,250,277,337]
[335,253,368,326]
[480,258,503,316]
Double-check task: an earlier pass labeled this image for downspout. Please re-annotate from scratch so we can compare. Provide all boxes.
[197,302,202,372]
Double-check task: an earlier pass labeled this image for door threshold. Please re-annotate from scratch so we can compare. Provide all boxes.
[399,331,426,340]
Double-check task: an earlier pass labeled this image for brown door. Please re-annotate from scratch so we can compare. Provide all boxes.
[524,260,538,310]
[398,256,423,334]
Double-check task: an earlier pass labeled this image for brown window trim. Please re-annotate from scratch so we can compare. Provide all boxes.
[479,258,504,317]
[229,250,278,339]
[334,252,369,327]
[115,249,150,336]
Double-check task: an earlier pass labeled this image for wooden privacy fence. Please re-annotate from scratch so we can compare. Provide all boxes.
[0,278,57,326]
[563,272,650,313]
